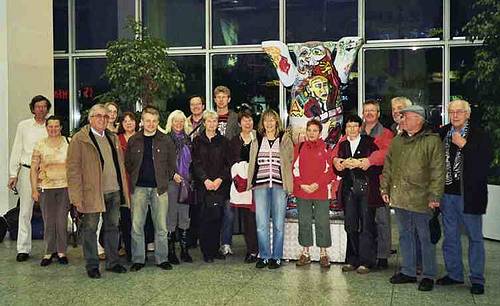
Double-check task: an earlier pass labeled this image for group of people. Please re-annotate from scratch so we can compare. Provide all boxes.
[7,87,492,295]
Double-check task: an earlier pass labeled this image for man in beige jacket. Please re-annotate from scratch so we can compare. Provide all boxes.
[67,104,130,279]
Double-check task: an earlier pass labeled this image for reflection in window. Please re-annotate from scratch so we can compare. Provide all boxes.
[287,0,357,43]
[75,58,110,127]
[366,0,443,40]
[164,56,205,114]
[142,0,204,47]
[451,0,476,38]
[364,48,443,128]
[212,0,279,46]
[75,0,135,50]
[53,0,68,52]
[212,53,279,120]
[54,59,70,135]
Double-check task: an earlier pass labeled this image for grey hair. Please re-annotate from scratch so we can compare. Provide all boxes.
[88,103,108,118]
[391,97,413,108]
[449,99,471,113]
[203,110,218,121]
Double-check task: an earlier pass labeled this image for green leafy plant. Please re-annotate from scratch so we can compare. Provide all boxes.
[103,19,185,116]
[463,0,500,184]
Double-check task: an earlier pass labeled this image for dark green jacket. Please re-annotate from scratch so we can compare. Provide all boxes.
[380,128,445,213]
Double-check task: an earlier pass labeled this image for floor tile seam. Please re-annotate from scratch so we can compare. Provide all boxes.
[223,267,260,306]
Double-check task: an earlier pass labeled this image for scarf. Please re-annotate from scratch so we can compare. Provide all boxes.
[171,131,192,180]
[444,121,469,185]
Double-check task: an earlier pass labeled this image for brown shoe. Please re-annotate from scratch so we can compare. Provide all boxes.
[356,265,370,274]
[296,254,311,267]
[319,255,330,268]
[342,264,357,272]
[98,253,106,261]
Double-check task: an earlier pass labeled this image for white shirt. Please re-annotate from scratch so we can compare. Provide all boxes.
[347,135,361,157]
[9,118,48,177]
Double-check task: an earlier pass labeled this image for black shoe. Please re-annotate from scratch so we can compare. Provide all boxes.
[40,257,52,267]
[214,253,226,260]
[178,229,193,263]
[167,232,180,265]
[16,253,29,262]
[157,261,173,270]
[244,253,258,263]
[376,258,388,270]
[130,263,145,272]
[106,264,127,273]
[255,259,268,269]
[203,255,214,263]
[87,268,101,279]
[436,275,464,286]
[58,256,69,265]
[471,283,484,295]
[418,278,434,291]
[390,273,417,284]
[268,259,281,269]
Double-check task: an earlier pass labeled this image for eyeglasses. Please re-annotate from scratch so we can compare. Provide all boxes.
[91,114,110,120]
[448,110,468,115]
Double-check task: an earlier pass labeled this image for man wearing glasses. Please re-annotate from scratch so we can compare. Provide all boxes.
[436,99,492,295]
[67,104,130,279]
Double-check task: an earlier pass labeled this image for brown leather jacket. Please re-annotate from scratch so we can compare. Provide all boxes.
[125,130,176,196]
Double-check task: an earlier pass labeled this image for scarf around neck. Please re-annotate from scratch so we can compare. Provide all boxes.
[444,121,469,185]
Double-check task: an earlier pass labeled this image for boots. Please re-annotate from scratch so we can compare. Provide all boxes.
[179,229,193,263]
[167,232,180,265]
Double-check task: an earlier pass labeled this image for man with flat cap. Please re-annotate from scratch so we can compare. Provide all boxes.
[380,105,445,292]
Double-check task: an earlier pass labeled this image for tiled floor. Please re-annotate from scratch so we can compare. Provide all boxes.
[0,233,499,305]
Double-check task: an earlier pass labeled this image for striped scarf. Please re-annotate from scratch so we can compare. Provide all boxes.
[444,121,469,185]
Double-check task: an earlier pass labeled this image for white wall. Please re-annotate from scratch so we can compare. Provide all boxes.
[0,0,53,214]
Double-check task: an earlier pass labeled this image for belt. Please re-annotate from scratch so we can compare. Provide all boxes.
[22,164,31,169]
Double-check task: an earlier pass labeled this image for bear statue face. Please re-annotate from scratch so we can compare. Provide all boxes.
[295,42,332,76]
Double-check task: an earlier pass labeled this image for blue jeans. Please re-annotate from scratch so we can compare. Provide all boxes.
[221,200,234,245]
[131,187,169,264]
[394,208,436,279]
[441,193,485,284]
[253,186,286,261]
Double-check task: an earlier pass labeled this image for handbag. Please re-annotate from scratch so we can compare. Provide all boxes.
[177,180,193,204]
[429,208,441,244]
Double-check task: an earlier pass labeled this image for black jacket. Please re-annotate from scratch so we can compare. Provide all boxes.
[439,123,493,214]
[336,135,384,208]
[192,132,231,200]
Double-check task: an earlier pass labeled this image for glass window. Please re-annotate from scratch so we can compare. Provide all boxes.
[75,58,110,127]
[212,0,279,46]
[53,0,68,52]
[365,0,443,40]
[212,53,279,120]
[286,0,357,43]
[142,0,205,48]
[450,46,480,122]
[364,48,443,128]
[451,0,476,38]
[54,59,70,135]
[164,56,206,114]
[75,0,135,50]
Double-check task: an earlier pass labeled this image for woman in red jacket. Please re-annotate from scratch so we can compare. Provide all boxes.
[292,119,334,268]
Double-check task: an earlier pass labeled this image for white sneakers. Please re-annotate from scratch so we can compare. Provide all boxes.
[220,244,233,255]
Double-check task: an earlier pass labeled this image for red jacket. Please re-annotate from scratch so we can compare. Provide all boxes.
[292,139,333,200]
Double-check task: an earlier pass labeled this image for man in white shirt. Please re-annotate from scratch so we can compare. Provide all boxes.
[7,95,50,262]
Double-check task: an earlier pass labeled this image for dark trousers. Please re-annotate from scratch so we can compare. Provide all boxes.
[81,191,121,271]
[39,188,70,254]
[188,200,201,247]
[343,181,377,267]
[240,208,258,255]
[199,202,223,259]
[119,207,132,261]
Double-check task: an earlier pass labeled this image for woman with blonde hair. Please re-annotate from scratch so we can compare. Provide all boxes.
[164,110,194,263]
[248,109,294,269]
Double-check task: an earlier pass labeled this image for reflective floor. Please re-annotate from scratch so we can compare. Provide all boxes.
[0,233,499,305]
